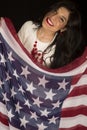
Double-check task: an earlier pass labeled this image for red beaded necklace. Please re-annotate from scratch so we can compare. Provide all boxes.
[31,41,44,64]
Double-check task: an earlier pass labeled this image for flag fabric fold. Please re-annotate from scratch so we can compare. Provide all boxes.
[0,17,87,130]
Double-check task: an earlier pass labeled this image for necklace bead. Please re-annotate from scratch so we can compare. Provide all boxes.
[31,41,44,64]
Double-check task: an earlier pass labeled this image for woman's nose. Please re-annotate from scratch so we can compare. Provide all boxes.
[51,15,58,22]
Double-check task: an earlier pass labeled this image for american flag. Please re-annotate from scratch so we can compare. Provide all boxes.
[0,17,87,130]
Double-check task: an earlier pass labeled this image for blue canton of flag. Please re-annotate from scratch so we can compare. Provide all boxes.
[0,33,72,130]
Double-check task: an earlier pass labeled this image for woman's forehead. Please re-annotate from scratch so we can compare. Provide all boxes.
[57,7,70,19]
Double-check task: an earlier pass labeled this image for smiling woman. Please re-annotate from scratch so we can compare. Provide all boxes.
[42,7,70,33]
[18,0,83,69]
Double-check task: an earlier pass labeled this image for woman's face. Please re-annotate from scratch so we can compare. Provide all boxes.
[42,7,70,33]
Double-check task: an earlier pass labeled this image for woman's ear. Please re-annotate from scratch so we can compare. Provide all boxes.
[60,28,67,32]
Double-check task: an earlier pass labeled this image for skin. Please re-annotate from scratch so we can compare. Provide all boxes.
[37,7,70,43]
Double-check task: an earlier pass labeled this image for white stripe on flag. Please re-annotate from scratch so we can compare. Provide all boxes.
[0,102,7,115]
[62,95,87,108]
[0,122,9,130]
[60,115,87,128]
[0,122,20,130]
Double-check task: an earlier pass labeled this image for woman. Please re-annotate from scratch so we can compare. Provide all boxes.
[18,0,82,69]
[0,1,86,130]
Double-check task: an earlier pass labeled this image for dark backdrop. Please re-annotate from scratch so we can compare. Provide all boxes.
[0,0,87,42]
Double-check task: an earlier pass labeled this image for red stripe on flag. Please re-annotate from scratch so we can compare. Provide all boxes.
[68,85,87,97]
[0,112,9,126]
[61,105,87,117]
[59,125,87,130]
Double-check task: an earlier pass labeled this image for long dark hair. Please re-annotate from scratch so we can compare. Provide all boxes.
[34,0,83,68]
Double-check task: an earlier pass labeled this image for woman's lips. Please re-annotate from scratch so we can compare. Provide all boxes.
[46,17,54,26]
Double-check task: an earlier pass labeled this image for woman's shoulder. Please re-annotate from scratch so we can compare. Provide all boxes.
[21,20,37,29]
[18,21,36,35]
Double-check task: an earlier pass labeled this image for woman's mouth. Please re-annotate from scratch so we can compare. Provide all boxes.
[46,17,54,26]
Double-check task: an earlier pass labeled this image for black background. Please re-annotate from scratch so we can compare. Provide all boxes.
[0,0,87,42]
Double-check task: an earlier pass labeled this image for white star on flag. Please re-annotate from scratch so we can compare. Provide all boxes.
[38,75,49,87]
[5,73,11,81]
[30,111,38,120]
[2,93,9,101]
[45,89,56,100]
[11,87,17,98]
[52,100,61,109]
[8,109,14,121]
[18,85,25,94]
[24,99,31,108]
[20,116,28,128]
[13,70,19,79]
[8,51,15,61]
[49,116,58,124]
[21,66,30,78]
[58,78,69,90]
[37,122,47,130]
[0,53,6,64]
[40,108,50,117]
[15,102,22,113]
[26,82,36,94]
[33,97,43,107]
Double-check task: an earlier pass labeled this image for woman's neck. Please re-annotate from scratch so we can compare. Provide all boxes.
[37,27,56,43]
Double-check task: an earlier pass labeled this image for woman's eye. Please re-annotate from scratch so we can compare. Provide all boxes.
[59,17,65,23]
